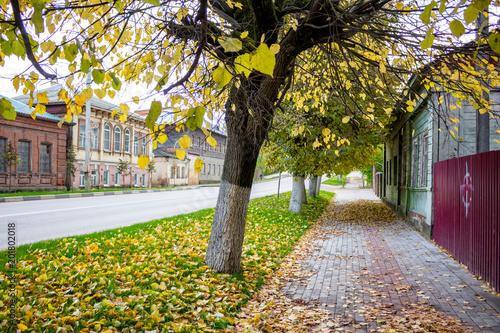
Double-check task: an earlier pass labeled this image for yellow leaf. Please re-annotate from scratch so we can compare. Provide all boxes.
[179,134,191,149]
[138,155,149,169]
[64,113,73,122]
[133,96,140,104]
[82,88,93,100]
[342,116,350,124]
[13,76,20,92]
[270,43,280,54]
[235,53,252,77]
[74,94,85,106]
[157,132,168,144]
[95,89,106,99]
[17,323,28,331]
[35,104,46,115]
[37,92,49,104]
[213,66,232,87]
[194,158,204,173]
[176,149,186,160]
[119,113,127,122]
[119,103,130,114]
[250,43,275,77]
[219,37,242,52]
[240,31,248,39]
[322,128,331,137]
[207,136,217,148]
[108,90,116,98]
[30,110,37,120]
[379,62,386,74]
[111,110,119,118]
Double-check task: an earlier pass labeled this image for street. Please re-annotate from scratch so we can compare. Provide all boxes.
[0,176,295,250]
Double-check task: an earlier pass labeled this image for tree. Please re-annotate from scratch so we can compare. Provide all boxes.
[146,159,156,188]
[65,145,78,190]
[2,142,21,193]
[1,0,500,273]
[117,159,131,188]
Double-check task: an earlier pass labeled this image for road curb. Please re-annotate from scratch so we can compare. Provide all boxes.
[0,185,219,203]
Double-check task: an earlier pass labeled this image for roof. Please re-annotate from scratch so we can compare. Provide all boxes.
[1,94,62,122]
[153,149,188,160]
[13,84,144,121]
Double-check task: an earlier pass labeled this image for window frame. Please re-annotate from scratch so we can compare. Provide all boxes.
[419,131,429,188]
[410,136,419,188]
[79,123,86,148]
[103,170,110,186]
[133,135,139,155]
[18,140,31,173]
[91,127,99,149]
[40,143,51,174]
[124,129,131,153]
[104,124,111,151]
[114,126,122,152]
[0,137,7,172]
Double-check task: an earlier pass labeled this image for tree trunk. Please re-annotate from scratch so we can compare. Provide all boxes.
[289,174,305,213]
[308,175,317,197]
[315,175,321,196]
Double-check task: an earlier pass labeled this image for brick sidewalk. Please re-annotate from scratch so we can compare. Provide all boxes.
[282,187,500,332]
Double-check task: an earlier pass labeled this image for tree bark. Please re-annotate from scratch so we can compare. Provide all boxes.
[308,175,317,198]
[315,175,321,196]
[289,174,305,213]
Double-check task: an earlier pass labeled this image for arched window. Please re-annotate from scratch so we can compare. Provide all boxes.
[114,127,121,151]
[104,124,111,151]
[124,129,130,153]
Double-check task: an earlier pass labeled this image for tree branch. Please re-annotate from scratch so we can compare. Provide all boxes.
[11,0,56,80]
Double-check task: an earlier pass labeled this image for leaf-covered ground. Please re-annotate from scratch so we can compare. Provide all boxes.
[0,191,333,332]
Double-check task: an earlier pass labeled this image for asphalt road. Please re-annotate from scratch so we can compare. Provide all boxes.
[0,176,295,250]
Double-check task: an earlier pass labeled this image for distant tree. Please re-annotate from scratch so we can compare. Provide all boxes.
[65,145,78,190]
[2,142,21,194]
[117,159,131,188]
[146,160,156,188]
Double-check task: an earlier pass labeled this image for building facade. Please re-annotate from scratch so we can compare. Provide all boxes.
[14,84,153,189]
[0,95,72,192]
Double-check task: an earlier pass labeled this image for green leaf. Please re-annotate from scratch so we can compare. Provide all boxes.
[32,1,45,35]
[420,1,437,25]
[464,5,479,25]
[146,101,162,130]
[92,69,105,84]
[185,106,205,131]
[12,40,25,57]
[64,44,78,62]
[420,27,435,49]
[438,0,446,13]
[213,66,232,87]
[1,40,12,56]
[235,53,252,77]
[250,43,275,77]
[109,72,122,90]
[472,0,489,11]
[450,20,465,38]
[219,37,242,52]
[0,98,16,120]
[141,0,160,4]
[488,33,500,53]
[81,59,91,73]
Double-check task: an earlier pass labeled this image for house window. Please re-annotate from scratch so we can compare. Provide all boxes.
[124,129,131,153]
[40,144,51,173]
[218,165,221,176]
[411,136,419,188]
[91,170,98,186]
[198,137,201,147]
[141,137,147,155]
[133,136,139,154]
[207,164,211,175]
[142,174,146,186]
[18,140,30,173]
[0,137,7,172]
[103,170,109,186]
[79,124,86,147]
[181,167,185,178]
[419,131,429,188]
[134,173,138,186]
[79,171,85,187]
[171,166,175,178]
[114,127,121,151]
[104,124,111,151]
[92,127,99,149]
[202,164,205,174]
[115,171,120,185]
[213,164,215,175]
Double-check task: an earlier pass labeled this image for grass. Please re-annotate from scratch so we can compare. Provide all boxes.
[0,191,334,332]
[0,186,178,198]
[322,177,346,186]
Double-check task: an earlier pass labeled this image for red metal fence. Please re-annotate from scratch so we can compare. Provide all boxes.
[433,150,500,291]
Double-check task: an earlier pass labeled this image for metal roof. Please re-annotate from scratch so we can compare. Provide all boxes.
[153,149,186,160]
[12,84,144,121]
[1,94,62,122]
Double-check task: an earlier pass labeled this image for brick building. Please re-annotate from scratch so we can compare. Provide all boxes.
[0,95,72,192]
[14,84,152,189]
